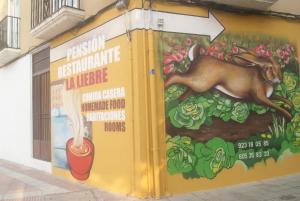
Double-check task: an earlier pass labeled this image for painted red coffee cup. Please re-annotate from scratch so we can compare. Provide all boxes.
[66,137,94,181]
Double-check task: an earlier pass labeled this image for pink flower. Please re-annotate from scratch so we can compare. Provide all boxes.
[232,46,239,54]
[174,53,184,62]
[206,46,220,57]
[185,38,192,46]
[180,48,188,58]
[255,44,265,50]
[163,51,185,64]
[266,50,272,57]
[284,58,290,64]
[276,44,294,65]
[163,64,174,74]
[255,45,272,57]
[207,51,213,56]
[163,55,175,65]
[210,46,219,52]
[217,52,224,60]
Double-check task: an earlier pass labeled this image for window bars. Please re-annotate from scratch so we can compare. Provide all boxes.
[0,16,20,51]
[31,0,80,29]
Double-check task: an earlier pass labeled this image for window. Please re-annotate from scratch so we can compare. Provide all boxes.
[7,0,20,48]
[32,48,51,162]
[8,0,20,17]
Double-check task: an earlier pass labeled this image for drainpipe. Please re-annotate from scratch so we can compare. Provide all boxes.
[145,6,164,198]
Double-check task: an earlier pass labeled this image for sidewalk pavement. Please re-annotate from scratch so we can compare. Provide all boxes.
[0,159,300,201]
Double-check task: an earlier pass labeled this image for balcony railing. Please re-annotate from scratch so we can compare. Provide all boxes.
[31,0,81,29]
[0,16,20,52]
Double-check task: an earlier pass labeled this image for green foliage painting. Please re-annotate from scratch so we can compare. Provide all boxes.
[160,32,300,179]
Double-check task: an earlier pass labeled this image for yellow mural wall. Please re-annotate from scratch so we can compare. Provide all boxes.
[50,0,154,198]
[153,1,300,197]
[50,0,300,199]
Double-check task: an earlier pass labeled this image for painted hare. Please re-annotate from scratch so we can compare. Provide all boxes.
[165,44,293,119]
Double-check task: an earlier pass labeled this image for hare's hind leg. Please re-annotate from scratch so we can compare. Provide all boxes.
[165,74,217,95]
[165,74,186,88]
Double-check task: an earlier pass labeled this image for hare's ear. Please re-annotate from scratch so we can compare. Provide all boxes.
[237,46,248,54]
[188,44,200,61]
[237,46,257,56]
[233,56,255,67]
[233,55,263,67]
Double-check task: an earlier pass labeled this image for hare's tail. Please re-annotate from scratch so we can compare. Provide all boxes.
[188,44,202,62]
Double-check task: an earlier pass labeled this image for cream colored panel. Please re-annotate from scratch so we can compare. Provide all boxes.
[270,0,300,15]
[0,0,8,20]
[81,0,117,18]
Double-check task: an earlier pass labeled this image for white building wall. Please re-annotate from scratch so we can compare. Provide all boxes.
[0,55,51,172]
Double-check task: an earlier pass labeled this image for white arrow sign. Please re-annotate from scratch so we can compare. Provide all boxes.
[130,9,225,41]
[51,9,225,62]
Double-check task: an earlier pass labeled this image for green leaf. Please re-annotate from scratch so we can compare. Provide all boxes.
[283,72,298,91]
[231,102,249,123]
[206,137,226,150]
[213,110,221,117]
[285,122,294,142]
[175,111,194,128]
[168,96,207,129]
[167,160,178,175]
[168,109,183,128]
[227,142,236,157]
[165,100,179,116]
[250,103,269,114]
[221,113,232,122]
[166,136,195,175]
[194,138,237,179]
[195,143,211,158]
[181,163,193,173]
